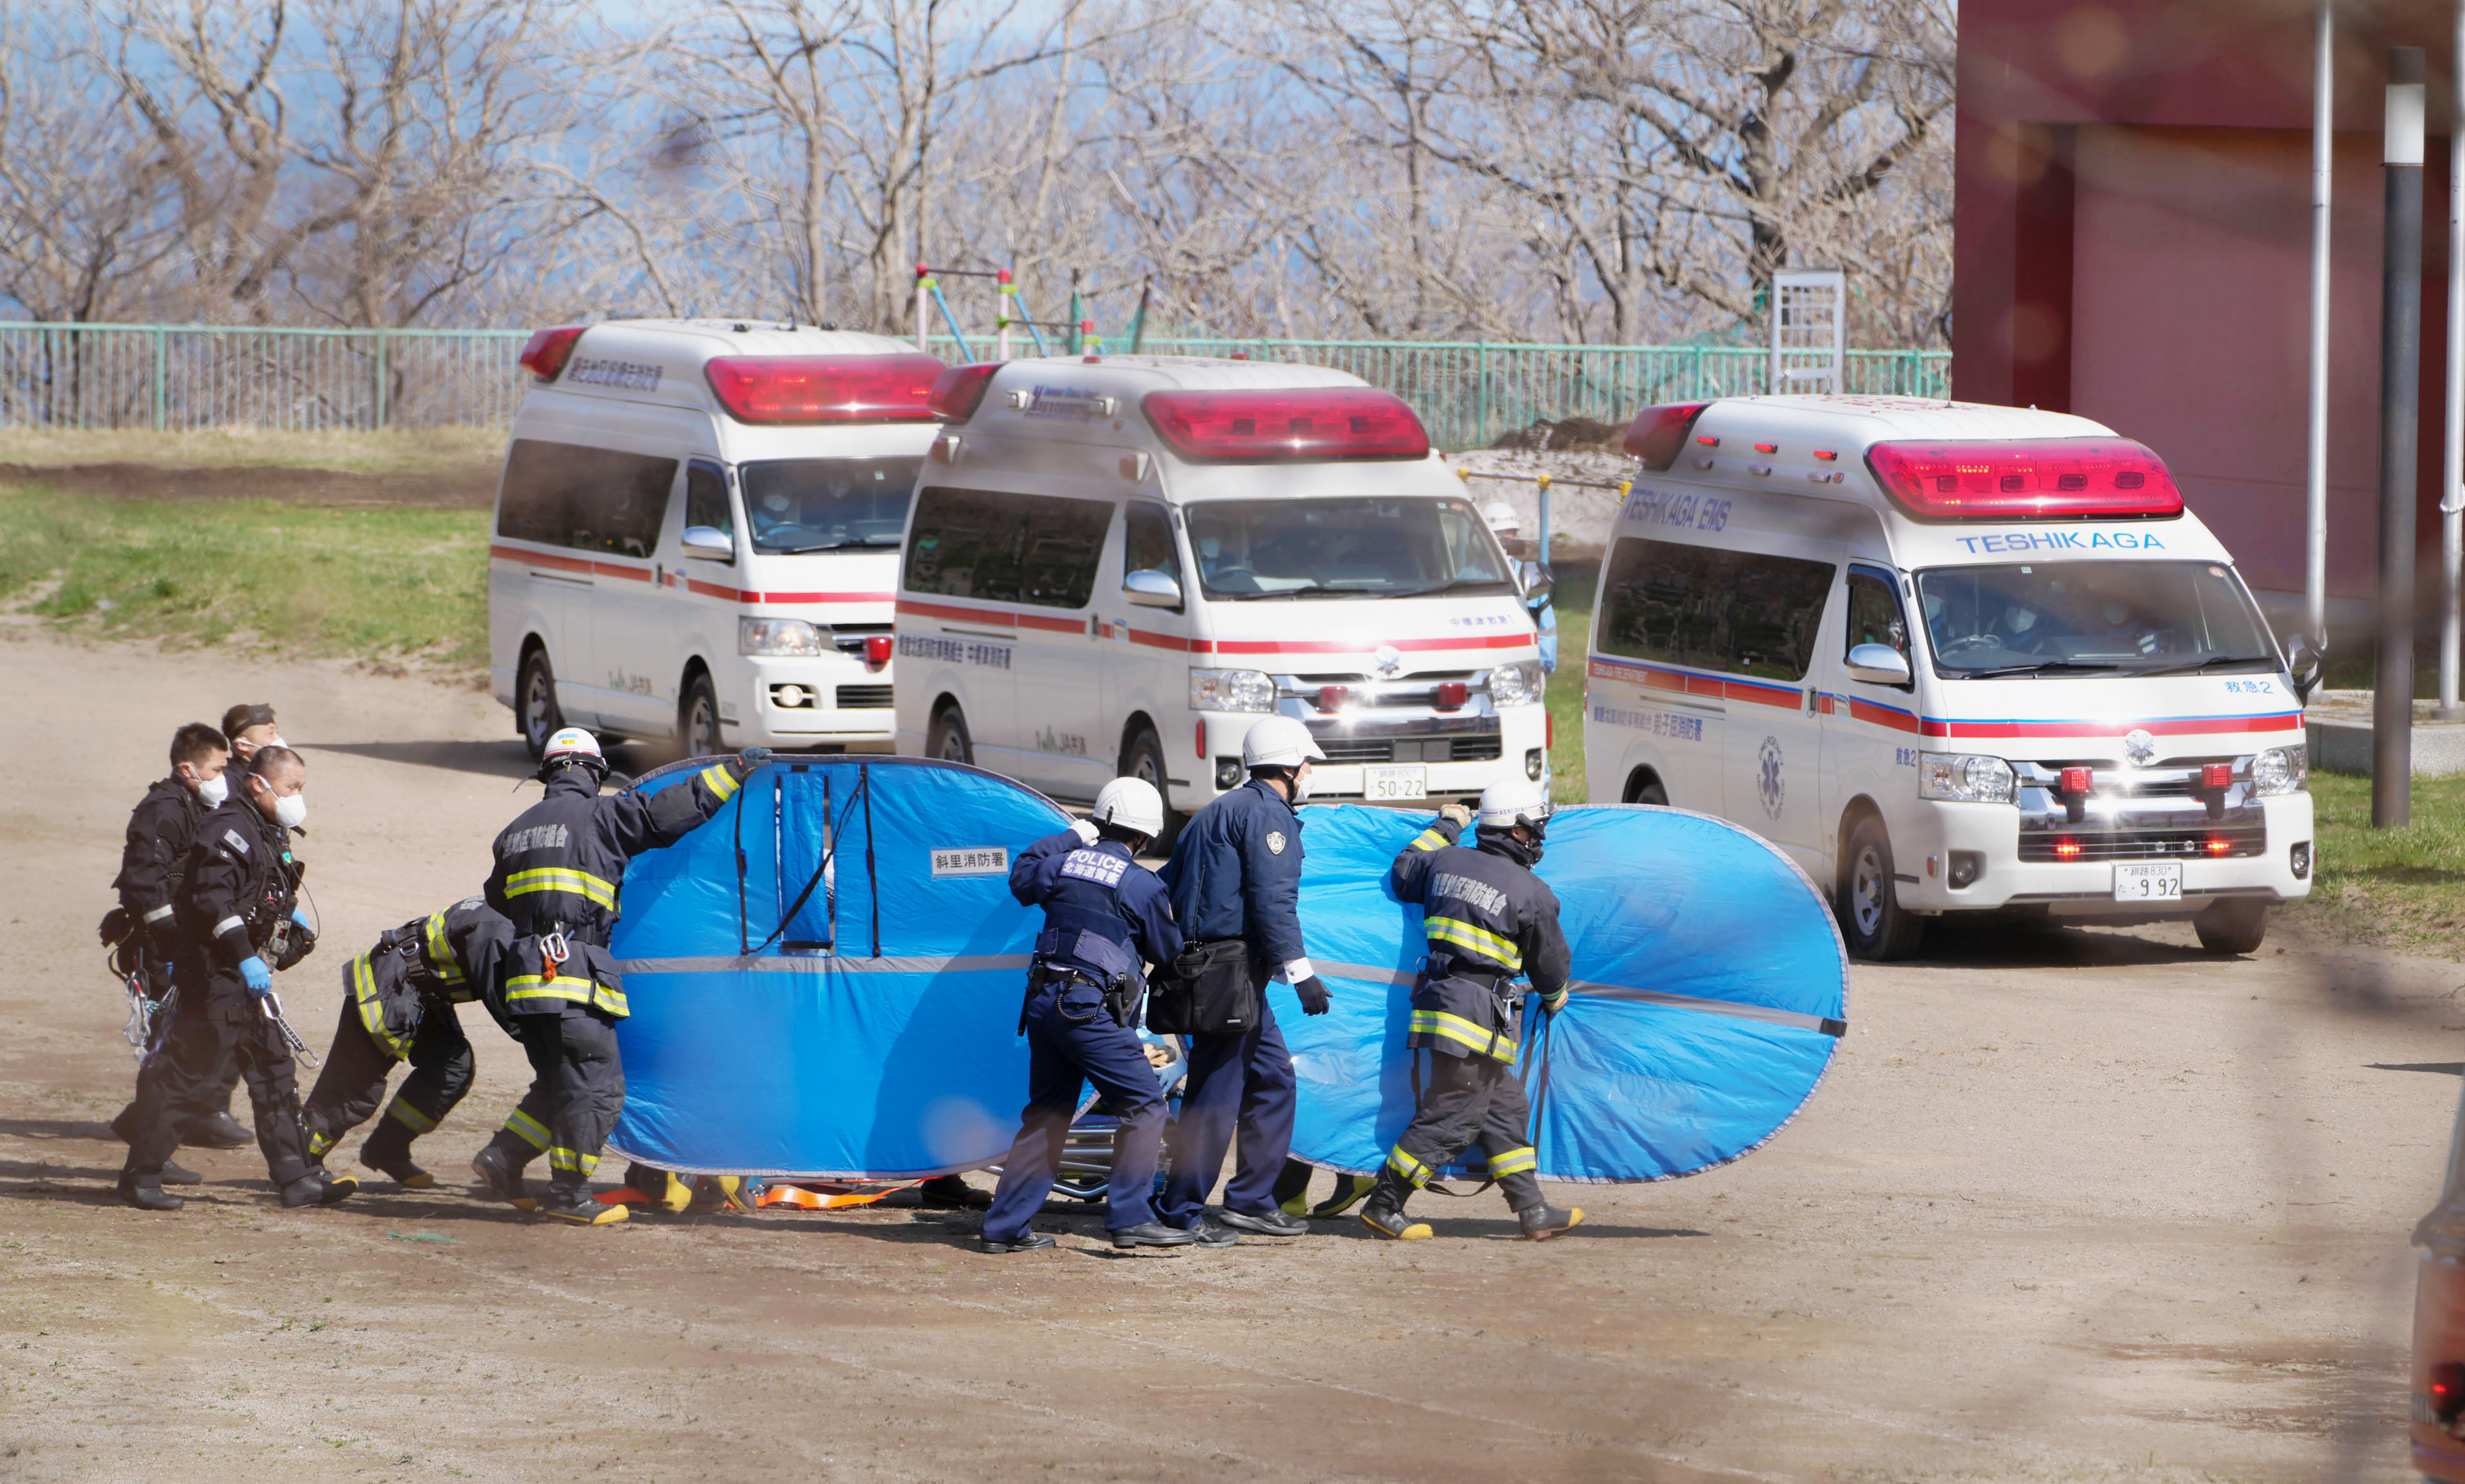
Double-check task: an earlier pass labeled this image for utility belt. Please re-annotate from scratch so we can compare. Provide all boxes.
[1149,937,1265,1037]
[1021,957,1140,1031]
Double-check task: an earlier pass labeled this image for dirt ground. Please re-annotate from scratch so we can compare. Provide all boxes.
[0,621,2455,1483]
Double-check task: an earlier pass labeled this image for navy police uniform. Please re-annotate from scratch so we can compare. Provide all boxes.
[473,758,749,1201]
[119,794,317,1193]
[301,897,517,1180]
[1155,777,1304,1228]
[1376,816,1570,1213]
[981,826,1186,1242]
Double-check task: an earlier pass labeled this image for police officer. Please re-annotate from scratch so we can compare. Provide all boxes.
[300,896,518,1189]
[118,745,350,1211]
[1360,777,1583,1241]
[1155,715,1330,1239]
[468,729,766,1224]
[980,777,1199,1253]
[1484,500,1557,674]
[107,722,250,1164]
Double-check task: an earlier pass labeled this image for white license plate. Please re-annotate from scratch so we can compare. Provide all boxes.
[2113,862,2183,902]
[1364,765,1429,800]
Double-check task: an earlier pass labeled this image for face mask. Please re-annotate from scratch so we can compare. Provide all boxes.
[273,791,308,831]
[197,773,229,807]
[268,735,288,750]
[1291,765,1314,804]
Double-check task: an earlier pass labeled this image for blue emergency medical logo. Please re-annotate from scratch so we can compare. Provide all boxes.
[1757,736,1785,818]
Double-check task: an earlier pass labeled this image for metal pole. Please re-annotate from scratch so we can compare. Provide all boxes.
[2376,46,2427,827]
[915,264,931,353]
[2444,0,2465,719]
[2309,2,2336,648]
[152,326,165,431]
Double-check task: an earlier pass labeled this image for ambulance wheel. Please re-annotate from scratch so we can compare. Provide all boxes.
[928,704,974,766]
[1120,723,1180,851]
[1840,815,1924,961]
[680,671,723,759]
[519,646,563,761]
[1624,771,1668,806]
[2192,899,2268,955]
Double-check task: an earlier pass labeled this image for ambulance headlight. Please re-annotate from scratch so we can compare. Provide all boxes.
[1918,753,2015,804]
[1486,660,1544,707]
[1188,668,1276,713]
[740,617,827,657]
[2252,745,2307,796]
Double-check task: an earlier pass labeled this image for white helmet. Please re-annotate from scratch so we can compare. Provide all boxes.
[1241,715,1328,770]
[1091,776,1166,839]
[1482,500,1518,533]
[541,726,605,775]
[1476,776,1552,834]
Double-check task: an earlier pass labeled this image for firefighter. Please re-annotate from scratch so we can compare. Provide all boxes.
[1360,777,1584,1241]
[467,729,767,1225]
[980,778,1200,1253]
[1154,716,1330,1241]
[117,746,350,1211]
[300,897,518,1190]
[106,722,250,1166]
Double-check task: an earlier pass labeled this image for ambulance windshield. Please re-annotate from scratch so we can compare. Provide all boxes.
[1183,496,1514,600]
[1915,561,2279,678]
[740,456,922,554]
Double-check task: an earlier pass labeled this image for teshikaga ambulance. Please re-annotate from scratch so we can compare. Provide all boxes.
[487,320,942,757]
[890,356,1549,822]
[1583,394,2321,960]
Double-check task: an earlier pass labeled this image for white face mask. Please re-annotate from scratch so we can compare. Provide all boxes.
[1291,764,1314,803]
[197,773,229,807]
[274,791,308,830]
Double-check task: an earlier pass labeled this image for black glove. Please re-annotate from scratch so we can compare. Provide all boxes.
[1539,987,1569,1017]
[731,746,775,779]
[1294,974,1332,1016]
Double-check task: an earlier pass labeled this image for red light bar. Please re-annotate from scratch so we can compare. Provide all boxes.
[1866,437,2183,522]
[2058,766,2091,795]
[705,353,945,425]
[1317,685,1349,713]
[1621,402,1710,470]
[929,362,1000,422]
[1435,681,1469,711]
[2201,763,2233,790]
[2053,838,2082,860]
[1753,442,1778,454]
[519,326,585,383]
[1141,388,1429,463]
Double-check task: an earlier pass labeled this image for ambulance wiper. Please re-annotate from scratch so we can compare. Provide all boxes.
[1224,584,1382,601]
[1388,577,1519,599]
[2130,654,2275,677]
[1953,660,2122,678]
[773,537,891,553]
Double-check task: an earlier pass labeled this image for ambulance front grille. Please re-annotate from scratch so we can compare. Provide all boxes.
[835,684,894,710]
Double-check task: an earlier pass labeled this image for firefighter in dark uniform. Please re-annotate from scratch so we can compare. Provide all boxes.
[300,896,518,1189]
[1361,777,1583,1241]
[467,729,766,1224]
[1155,715,1331,1240]
[106,722,249,1167]
[980,778,1200,1253]
[117,745,351,1211]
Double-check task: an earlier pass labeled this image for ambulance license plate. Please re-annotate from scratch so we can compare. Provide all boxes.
[2112,863,2182,902]
[1364,765,1428,801]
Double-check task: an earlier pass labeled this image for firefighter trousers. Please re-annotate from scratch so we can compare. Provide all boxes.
[478,1003,624,1197]
[300,998,474,1168]
[121,994,312,1189]
[1375,1050,1543,1214]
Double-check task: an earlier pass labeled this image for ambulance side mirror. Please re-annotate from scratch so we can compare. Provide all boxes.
[1845,643,1912,688]
[1124,569,1182,609]
[1520,569,1552,605]
[681,526,735,563]
[2284,633,2323,704]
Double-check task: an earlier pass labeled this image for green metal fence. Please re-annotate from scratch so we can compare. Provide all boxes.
[0,321,1949,449]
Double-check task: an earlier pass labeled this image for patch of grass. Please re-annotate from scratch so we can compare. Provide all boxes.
[2282,770,2465,956]
[1543,562,1597,804]
[0,424,504,475]
[0,483,490,668]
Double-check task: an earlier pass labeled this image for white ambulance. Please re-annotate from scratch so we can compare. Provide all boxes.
[890,356,1549,823]
[487,319,942,757]
[1583,395,2321,959]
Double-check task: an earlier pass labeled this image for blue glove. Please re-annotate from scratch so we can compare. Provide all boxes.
[291,909,312,928]
[239,956,274,996]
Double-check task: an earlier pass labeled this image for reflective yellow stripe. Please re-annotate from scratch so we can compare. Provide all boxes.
[307,1129,336,1158]
[700,763,740,801]
[383,1096,437,1134]
[423,911,465,985]
[502,868,617,911]
[1487,1145,1538,1177]
[503,973,628,1018]
[547,1146,601,1175]
[1408,1008,1516,1061]
[350,953,412,1060]
[1385,1147,1432,1188]
[1425,916,1522,971]
[503,1109,549,1149]
[1408,827,1449,853]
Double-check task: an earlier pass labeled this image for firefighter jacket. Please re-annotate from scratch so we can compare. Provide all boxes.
[346,898,520,1060]
[1156,777,1305,964]
[114,776,209,958]
[482,758,746,1018]
[172,796,303,1017]
[1010,829,1184,1000]
[1389,819,1570,1063]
